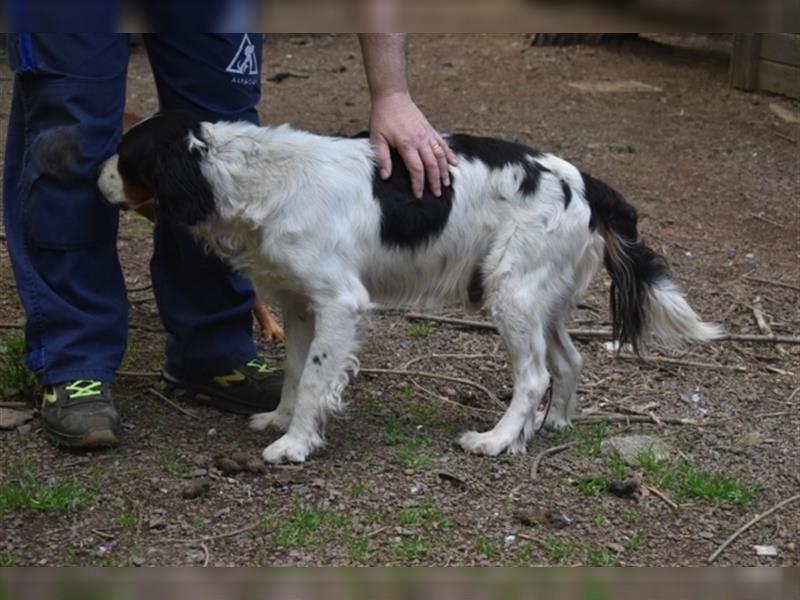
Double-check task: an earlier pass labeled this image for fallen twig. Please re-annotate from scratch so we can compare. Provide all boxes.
[0,401,29,409]
[646,485,679,511]
[146,388,200,420]
[360,367,504,410]
[91,529,116,540]
[409,379,499,415]
[750,213,784,228]
[616,354,747,373]
[165,523,259,545]
[708,493,800,564]
[405,313,800,345]
[0,323,24,330]
[754,410,796,418]
[199,542,210,567]
[400,353,490,371]
[531,441,577,481]
[743,276,800,293]
[773,131,798,144]
[574,414,698,426]
[117,370,160,378]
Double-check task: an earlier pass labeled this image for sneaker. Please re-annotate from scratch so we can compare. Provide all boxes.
[162,358,282,415]
[41,380,120,448]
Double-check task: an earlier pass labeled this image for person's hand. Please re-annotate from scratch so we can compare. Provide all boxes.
[369,92,458,199]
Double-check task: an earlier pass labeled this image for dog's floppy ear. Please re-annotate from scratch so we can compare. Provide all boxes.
[118,111,216,226]
[150,128,216,226]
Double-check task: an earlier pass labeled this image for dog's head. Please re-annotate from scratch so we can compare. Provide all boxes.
[98,110,216,226]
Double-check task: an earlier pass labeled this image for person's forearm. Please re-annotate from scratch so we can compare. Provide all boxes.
[358,34,409,100]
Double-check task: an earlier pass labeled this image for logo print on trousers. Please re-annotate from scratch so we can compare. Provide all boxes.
[226,34,258,76]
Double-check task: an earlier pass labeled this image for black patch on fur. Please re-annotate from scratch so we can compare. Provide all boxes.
[467,265,485,305]
[117,110,216,226]
[322,352,327,359]
[312,355,321,365]
[560,179,572,209]
[447,134,547,198]
[581,171,670,354]
[372,148,454,249]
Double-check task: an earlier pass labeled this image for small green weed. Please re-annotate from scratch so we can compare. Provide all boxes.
[587,547,619,566]
[0,336,36,398]
[407,320,433,338]
[113,496,138,528]
[544,537,576,563]
[576,476,607,496]
[474,537,498,559]
[0,461,97,517]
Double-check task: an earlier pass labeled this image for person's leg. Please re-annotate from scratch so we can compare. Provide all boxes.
[3,33,130,445]
[143,33,263,381]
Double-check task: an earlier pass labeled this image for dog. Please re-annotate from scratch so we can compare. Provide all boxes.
[98,110,721,463]
[119,111,285,343]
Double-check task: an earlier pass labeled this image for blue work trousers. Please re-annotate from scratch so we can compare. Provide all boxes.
[3,32,263,384]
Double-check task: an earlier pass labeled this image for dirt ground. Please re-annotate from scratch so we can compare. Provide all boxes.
[1,34,798,567]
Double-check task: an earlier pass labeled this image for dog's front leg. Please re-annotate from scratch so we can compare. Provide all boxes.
[262,289,367,463]
[250,298,314,433]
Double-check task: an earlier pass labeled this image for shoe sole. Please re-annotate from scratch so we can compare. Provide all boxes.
[43,424,119,448]
[162,372,281,415]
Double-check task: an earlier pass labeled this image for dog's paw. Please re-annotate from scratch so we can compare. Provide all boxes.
[541,412,573,432]
[250,410,292,432]
[262,434,315,464]
[458,430,506,456]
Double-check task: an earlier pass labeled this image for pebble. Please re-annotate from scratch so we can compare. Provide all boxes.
[180,478,211,500]
[607,542,625,554]
[700,531,715,540]
[245,459,266,474]
[215,457,242,474]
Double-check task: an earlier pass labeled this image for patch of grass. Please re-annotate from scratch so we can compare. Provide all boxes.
[159,451,186,477]
[113,496,138,529]
[576,422,610,458]
[396,448,434,470]
[0,461,97,517]
[396,499,455,530]
[576,476,607,496]
[407,320,433,338]
[621,508,639,524]
[268,502,349,549]
[590,505,609,528]
[383,415,435,469]
[609,143,636,154]
[605,453,629,481]
[393,536,431,561]
[349,479,371,499]
[0,554,18,567]
[346,534,370,563]
[676,464,759,506]
[636,452,759,507]
[587,547,619,567]
[410,400,442,429]
[626,531,646,552]
[0,335,36,398]
[544,537,576,563]
[474,537,498,559]
[144,411,166,431]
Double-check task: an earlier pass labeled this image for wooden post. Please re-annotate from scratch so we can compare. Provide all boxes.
[730,34,762,91]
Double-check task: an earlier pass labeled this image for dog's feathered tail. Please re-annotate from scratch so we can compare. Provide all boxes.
[582,173,723,353]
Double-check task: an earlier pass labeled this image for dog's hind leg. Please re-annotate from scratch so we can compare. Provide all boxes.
[536,317,582,431]
[250,298,314,433]
[262,284,368,463]
[459,276,551,456]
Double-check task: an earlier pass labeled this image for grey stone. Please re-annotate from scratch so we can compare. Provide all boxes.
[600,434,672,466]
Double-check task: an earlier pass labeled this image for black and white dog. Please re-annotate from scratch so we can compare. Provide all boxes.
[99,111,721,463]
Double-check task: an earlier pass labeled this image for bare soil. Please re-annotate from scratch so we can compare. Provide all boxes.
[1,34,798,567]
